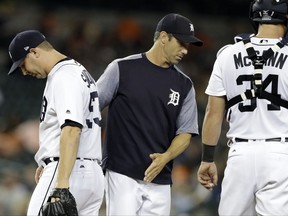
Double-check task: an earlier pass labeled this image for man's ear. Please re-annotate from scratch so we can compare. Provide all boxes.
[29,47,40,58]
[160,31,168,44]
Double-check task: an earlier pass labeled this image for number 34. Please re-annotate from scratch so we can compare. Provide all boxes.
[236,74,281,112]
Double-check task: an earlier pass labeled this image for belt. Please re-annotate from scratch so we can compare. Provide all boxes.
[235,137,288,142]
[43,157,100,165]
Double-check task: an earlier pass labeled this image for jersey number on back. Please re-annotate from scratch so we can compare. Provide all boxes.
[237,74,281,112]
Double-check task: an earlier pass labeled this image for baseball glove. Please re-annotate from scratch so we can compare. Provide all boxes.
[42,188,78,216]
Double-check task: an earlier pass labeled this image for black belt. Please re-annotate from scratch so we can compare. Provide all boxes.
[43,157,99,165]
[235,137,288,142]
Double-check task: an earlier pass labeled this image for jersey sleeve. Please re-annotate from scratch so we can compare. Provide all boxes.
[52,70,84,128]
[205,54,227,97]
[96,60,119,110]
[176,85,199,136]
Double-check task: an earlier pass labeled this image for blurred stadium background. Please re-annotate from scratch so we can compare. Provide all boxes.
[0,0,253,215]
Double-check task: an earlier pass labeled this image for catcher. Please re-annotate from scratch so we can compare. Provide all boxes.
[7,30,104,216]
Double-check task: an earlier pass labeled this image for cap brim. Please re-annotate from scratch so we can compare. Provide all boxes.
[173,34,203,46]
[8,58,24,75]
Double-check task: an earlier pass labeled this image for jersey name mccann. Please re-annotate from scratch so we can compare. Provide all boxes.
[233,51,288,70]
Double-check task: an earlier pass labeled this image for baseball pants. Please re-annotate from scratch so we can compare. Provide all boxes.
[27,159,104,216]
[105,169,171,216]
[219,140,288,215]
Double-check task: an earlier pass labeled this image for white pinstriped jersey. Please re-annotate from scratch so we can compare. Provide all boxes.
[206,37,288,139]
[34,59,102,165]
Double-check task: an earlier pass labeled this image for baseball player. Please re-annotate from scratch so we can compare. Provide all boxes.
[197,0,288,215]
[97,13,202,216]
[7,30,104,216]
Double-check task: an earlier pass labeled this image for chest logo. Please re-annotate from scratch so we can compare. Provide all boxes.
[168,89,180,106]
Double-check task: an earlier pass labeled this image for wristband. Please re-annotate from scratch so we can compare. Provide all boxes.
[201,144,216,162]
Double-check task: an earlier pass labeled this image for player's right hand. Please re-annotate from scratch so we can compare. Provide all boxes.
[197,162,218,191]
[35,165,43,184]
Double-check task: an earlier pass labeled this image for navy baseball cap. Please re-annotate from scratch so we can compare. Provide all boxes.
[8,30,46,75]
[156,13,203,46]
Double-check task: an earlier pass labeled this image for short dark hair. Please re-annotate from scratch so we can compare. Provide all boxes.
[153,31,173,42]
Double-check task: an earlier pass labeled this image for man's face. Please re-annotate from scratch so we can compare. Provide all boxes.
[163,35,189,65]
[19,50,47,79]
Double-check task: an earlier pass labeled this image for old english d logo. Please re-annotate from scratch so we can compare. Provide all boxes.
[168,89,180,106]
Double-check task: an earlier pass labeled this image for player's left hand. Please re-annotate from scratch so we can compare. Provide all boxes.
[42,188,78,216]
[144,153,168,183]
